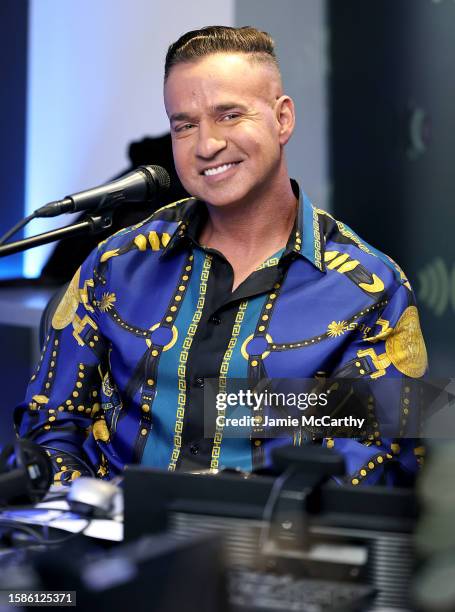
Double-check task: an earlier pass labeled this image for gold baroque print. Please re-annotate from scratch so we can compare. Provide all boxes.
[80,278,95,312]
[98,292,117,312]
[100,249,120,263]
[356,348,390,379]
[324,251,384,295]
[272,300,387,351]
[327,321,348,337]
[52,267,81,330]
[385,306,427,378]
[97,453,110,478]
[101,371,114,397]
[93,418,110,442]
[365,318,393,343]
[31,394,48,405]
[148,230,171,251]
[72,314,98,346]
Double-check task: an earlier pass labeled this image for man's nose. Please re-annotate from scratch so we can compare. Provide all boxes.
[195,122,227,158]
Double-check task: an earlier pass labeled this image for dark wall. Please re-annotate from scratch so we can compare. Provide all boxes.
[0,0,28,278]
[329,0,455,376]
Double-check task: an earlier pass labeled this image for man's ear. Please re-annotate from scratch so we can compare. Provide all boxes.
[275,95,295,146]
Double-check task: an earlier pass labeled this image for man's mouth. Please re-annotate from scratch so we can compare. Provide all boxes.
[202,162,241,177]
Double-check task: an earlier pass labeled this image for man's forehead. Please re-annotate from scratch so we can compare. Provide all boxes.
[164,52,281,111]
[167,51,279,80]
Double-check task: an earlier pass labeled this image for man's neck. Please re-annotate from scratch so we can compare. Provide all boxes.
[199,179,297,259]
[198,177,297,292]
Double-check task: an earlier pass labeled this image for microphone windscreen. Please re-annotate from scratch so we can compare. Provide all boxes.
[141,165,171,196]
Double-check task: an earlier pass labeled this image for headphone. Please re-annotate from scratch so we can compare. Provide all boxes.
[0,439,53,506]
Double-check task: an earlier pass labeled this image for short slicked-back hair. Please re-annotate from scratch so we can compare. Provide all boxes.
[164,25,279,82]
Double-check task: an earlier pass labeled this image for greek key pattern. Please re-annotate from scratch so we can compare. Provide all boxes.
[168,254,212,471]
[256,257,280,271]
[249,278,288,468]
[210,300,248,471]
[133,253,195,463]
[313,207,323,271]
[315,208,374,258]
[80,278,95,313]
[72,314,98,346]
[336,221,374,257]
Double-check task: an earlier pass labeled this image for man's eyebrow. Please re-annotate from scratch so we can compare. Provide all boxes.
[211,102,249,113]
[169,112,195,124]
[170,103,249,124]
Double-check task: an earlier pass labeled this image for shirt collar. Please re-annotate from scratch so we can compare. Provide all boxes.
[161,181,326,272]
[284,180,326,272]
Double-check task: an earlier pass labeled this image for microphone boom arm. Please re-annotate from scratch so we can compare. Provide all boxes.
[0,212,113,259]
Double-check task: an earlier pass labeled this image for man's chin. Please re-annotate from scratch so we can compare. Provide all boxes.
[193,185,253,209]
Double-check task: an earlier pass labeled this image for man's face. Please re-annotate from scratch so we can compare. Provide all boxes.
[164,53,294,208]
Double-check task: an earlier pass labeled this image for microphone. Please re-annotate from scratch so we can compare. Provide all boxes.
[34,165,170,218]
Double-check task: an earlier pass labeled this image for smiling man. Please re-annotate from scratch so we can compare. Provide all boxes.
[16,26,427,486]
[164,37,297,291]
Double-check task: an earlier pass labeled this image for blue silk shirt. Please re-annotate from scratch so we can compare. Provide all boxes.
[15,182,427,486]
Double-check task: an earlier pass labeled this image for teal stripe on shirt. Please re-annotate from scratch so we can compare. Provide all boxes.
[218,293,269,471]
[142,249,206,468]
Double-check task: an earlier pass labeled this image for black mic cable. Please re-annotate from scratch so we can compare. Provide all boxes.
[0,213,37,246]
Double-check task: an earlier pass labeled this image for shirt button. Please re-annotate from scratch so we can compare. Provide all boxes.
[190,444,199,455]
[194,376,204,388]
[209,315,221,325]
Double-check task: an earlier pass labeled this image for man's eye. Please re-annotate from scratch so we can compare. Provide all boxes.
[221,113,239,121]
[175,124,195,133]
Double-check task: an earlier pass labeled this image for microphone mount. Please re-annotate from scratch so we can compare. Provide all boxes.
[0,212,113,259]
[0,164,170,258]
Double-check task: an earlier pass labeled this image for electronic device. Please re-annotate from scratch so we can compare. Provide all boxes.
[229,569,375,611]
[67,477,122,519]
[16,532,226,612]
[0,439,53,506]
[123,446,417,611]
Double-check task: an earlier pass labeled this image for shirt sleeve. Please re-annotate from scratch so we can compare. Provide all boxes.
[326,281,428,486]
[14,245,108,485]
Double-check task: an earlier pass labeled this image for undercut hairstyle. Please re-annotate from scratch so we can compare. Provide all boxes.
[164,25,280,82]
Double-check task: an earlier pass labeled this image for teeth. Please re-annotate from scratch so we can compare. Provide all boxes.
[204,163,237,176]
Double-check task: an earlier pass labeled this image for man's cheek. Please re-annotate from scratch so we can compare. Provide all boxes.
[173,153,191,181]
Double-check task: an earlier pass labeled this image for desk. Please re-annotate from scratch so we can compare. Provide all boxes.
[0,494,122,543]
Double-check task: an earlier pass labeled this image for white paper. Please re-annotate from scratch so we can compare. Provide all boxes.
[0,498,123,542]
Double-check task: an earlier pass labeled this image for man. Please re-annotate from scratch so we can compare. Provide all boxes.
[15,26,427,486]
